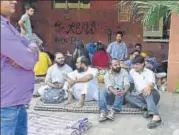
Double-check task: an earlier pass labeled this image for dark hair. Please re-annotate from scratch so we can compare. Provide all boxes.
[75,40,84,49]
[130,49,140,55]
[135,43,142,48]
[44,51,54,62]
[109,58,120,65]
[25,4,35,10]
[97,42,105,51]
[132,55,145,64]
[79,56,90,66]
[116,31,123,37]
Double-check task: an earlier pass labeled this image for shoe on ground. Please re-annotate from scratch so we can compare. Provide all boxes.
[99,111,108,122]
[147,119,162,129]
[106,109,115,120]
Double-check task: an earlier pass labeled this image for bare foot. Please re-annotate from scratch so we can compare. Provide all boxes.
[73,102,84,108]
[65,91,73,105]
[64,100,73,105]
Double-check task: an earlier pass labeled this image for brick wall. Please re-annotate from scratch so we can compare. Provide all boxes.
[13,1,168,61]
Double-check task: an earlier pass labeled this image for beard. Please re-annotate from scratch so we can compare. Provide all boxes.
[77,67,85,73]
[112,67,121,73]
[56,61,65,67]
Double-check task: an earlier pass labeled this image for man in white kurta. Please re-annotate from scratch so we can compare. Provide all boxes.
[64,56,99,107]
[38,53,72,97]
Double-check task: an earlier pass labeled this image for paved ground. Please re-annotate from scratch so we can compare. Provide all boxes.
[29,85,179,135]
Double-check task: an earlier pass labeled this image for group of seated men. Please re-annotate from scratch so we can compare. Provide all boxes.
[36,51,162,129]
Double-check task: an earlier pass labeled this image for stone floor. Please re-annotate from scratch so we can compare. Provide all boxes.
[29,85,179,135]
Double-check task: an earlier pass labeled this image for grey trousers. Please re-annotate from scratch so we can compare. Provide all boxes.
[125,89,160,115]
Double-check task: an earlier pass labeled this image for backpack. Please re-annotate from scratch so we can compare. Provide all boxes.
[41,88,65,104]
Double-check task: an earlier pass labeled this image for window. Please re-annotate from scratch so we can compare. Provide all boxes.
[118,5,131,22]
[143,17,170,42]
[54,0,90,9]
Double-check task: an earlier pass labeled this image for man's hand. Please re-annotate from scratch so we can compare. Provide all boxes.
[67,79,76,88]
[53,82,63,89]
[66,50,72,56]
[22,29,28,35]
[142,86,152,96]
[29,46,39,53]
[117,90,126,96]
[111,88,125,96]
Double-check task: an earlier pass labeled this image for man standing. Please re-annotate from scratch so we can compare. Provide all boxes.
[1,1,39,135]
[18,4,34,40]
[38,52,72,98]
[65,56,99,107]
[107,31,128,61]
[125,55,162,129]
[99,59,130,122]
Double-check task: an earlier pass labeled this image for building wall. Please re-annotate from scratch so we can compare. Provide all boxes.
[167,13,179,91]
[13,1,168,61]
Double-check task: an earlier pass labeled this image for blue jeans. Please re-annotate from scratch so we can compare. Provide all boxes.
[125,89,160,115]
[99,89,124,113]
[1,105,27,135]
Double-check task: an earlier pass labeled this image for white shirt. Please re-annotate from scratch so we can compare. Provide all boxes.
[67,67,98,81]
[45,64,72,84]
[130,68,157,94]
[67,67,99,101]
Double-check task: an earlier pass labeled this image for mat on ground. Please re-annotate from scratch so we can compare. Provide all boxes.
[34,99,144,114]
[28,112,92,135]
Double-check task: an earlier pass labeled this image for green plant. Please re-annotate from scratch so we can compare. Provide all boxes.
[118,0,179,27]
[175,80,179,93]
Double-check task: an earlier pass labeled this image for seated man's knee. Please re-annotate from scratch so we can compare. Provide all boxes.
[99,89,107,99]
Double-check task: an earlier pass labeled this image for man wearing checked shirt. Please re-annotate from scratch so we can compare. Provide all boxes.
[1,1,39,135]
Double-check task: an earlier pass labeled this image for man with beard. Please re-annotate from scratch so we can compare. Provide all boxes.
[98,59,130,122]
[64,56,99,107]
[38,52,72,99]
[125,55,161,129]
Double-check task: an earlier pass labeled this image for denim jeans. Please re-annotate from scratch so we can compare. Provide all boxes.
[1,105,27,135]
[125,89,160,115]
[99,89,124,113]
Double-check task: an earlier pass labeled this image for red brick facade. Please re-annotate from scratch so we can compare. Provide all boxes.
[12,1,168,61]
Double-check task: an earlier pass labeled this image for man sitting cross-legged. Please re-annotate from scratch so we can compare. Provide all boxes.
[125,55,162,129]
[99,59,130,122]
[38,52,72,101]
[64,56,99,107]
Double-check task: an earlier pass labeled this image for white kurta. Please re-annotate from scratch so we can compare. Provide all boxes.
[38,64,72,97]
[64,67,99,101]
